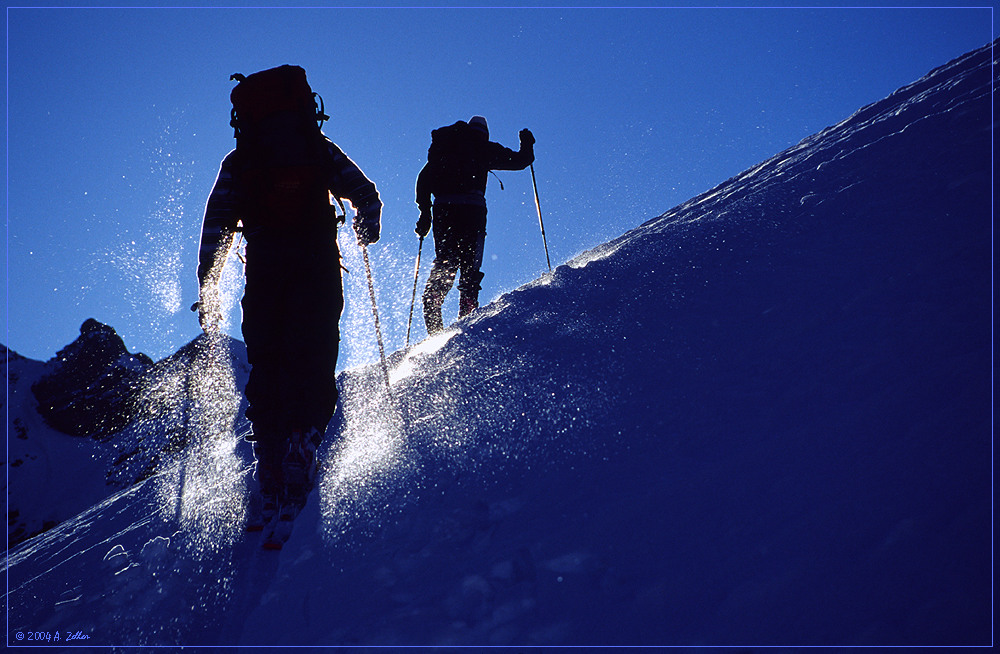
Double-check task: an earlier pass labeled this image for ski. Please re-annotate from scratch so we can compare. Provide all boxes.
[245,491,278,533]
[260,502,302,550]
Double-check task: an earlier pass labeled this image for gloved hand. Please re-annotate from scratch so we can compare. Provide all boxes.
[415,208,432,238]
[354,215,380,246]
[519,128,535,147]
[193,288,222,333]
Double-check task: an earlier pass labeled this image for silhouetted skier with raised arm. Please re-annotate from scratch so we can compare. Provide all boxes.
[196,65,381,548]
[415,116,534,334]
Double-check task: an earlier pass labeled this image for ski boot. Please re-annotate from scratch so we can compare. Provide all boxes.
[262,501,300,550]
[282,428,319,507]
[261,430,320,550]
[246,451,281,533]
[458,293,479,318]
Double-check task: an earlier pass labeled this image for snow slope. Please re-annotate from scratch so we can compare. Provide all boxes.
[4,325,250,551]
[4,40,994,648]
[3,347,111,548]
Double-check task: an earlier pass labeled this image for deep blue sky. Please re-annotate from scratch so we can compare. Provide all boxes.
[4,3,994,365]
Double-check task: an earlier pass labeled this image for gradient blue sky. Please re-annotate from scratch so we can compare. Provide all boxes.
[5,3,994,367]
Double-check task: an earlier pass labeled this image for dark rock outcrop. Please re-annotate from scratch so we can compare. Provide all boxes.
[31,319,154,439]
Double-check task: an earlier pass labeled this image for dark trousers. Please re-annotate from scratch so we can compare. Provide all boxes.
[423,204,487,334]
[241,226,343,461]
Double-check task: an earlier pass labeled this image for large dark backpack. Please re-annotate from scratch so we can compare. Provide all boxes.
[229,65,338,229]
[425,120,486,197]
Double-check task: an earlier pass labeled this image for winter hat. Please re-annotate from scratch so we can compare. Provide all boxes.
[469,115,489,137]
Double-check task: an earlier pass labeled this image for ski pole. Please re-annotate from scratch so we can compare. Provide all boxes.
[406,236,424,348]
[361,244,393,400]
[530,163,552,272]
[176,334,206,524]
[176,352,193,524]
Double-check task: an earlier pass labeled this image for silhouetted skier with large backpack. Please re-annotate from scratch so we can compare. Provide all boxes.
[196,65,382,548]
[415,116,535,334]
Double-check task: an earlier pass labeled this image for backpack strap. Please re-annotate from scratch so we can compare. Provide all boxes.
[315,92,329,129]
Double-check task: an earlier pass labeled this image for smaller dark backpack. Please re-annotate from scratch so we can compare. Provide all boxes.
[229,65,335,228]
[425,121,485,196]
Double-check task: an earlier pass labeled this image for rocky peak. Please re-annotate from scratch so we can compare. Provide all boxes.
[31,319,153,438]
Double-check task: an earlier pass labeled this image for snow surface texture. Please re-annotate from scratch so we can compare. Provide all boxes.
[4,40,993,648]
